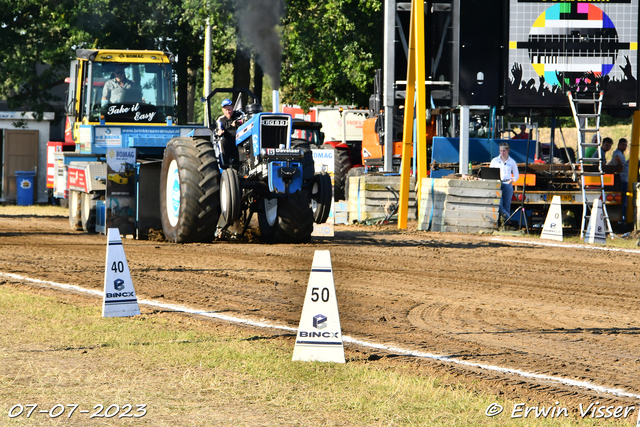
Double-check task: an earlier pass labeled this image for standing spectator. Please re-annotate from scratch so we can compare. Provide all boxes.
[490,142,520,224]
[585,136,613,164]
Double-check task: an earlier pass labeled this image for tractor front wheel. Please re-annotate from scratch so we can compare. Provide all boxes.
[220,168,241,226]
[274,190,314,243]
[258,197,278,243]
[257,191,313,243]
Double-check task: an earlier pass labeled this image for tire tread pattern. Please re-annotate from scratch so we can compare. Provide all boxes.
[312,173,332,224]
[160,137,220,243]
[274,190,314,243]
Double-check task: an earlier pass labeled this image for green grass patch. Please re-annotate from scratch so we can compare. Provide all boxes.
[553,235,638,249]
[0,204,66,217]
[0,287,635,426]
[525,231,639,249]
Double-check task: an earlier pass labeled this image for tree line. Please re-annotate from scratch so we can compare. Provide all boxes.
[0,0,382,124]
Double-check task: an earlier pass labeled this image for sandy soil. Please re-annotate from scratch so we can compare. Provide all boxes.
[1,214,640,411]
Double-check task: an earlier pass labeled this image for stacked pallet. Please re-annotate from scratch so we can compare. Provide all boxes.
[333,201,349,225]
[347,175,417,222]
[418,178,501,233]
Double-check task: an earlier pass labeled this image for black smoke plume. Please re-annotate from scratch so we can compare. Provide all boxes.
[236,0,285,89]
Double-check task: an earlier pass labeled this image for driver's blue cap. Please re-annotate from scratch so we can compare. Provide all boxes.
[221,99,232,107]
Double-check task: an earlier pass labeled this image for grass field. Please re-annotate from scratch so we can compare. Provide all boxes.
[0,284,634,426]
[0,204,67,217]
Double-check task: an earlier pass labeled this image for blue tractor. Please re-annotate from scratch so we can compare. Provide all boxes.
[159,88,332,243]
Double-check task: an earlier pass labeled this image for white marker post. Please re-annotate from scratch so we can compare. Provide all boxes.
[540,195,563,241]
[102,228,140,317]
[292,250,345,363]
[584,199,606,245]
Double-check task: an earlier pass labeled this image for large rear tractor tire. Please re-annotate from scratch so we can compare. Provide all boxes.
[69,190,82,230]
[220,168,241,226]
[311,172,332,224]
[160,137,221,243]
[81,192,97,233]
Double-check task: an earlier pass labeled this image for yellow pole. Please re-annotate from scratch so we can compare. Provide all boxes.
[414,0,427,208]
[398,0,417,229]
[203,18,212,127]
[627,110,640,225]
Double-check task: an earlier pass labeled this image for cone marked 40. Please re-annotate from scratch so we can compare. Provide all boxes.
[102,228,140,317]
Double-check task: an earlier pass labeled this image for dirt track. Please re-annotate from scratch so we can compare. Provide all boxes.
[2,214,640,410]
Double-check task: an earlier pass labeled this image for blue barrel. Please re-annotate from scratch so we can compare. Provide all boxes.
[15,171,36,206]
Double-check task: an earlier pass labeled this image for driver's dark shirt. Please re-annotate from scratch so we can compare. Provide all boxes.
[217,111,243,141]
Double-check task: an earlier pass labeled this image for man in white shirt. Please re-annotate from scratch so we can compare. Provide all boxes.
[490,142,520,222]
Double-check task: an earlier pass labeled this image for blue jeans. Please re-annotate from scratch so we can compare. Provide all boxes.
[500,182,513,217]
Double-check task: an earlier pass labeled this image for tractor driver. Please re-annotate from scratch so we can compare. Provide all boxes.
[217,99,243,167]
[101,66,134,106]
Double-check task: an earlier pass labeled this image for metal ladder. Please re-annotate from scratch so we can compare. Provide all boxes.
[567,90,614,239]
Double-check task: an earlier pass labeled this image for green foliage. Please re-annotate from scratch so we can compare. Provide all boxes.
[0,0,89,120]
[535,114,632,129]
[0,0,236,123]
[198,61,273,125]
[182,0,236,73]
[281,0,383,110]
[0,0,385,122]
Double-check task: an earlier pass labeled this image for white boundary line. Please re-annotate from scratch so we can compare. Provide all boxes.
[2,271,640,400]
[491,237,640,254]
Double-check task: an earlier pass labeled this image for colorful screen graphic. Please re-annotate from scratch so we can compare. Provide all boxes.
[508,0,638,109]
[525,3,624,86]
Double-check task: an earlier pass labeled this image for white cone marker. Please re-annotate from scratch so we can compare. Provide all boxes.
[540,195,563,242]
[102,228,140,317]
[585,199,606,245]
[292,250,345,363]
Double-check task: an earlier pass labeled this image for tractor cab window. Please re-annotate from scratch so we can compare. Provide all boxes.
[291,124,324,147]
[86,62,174,123]
[292,128,317,144]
